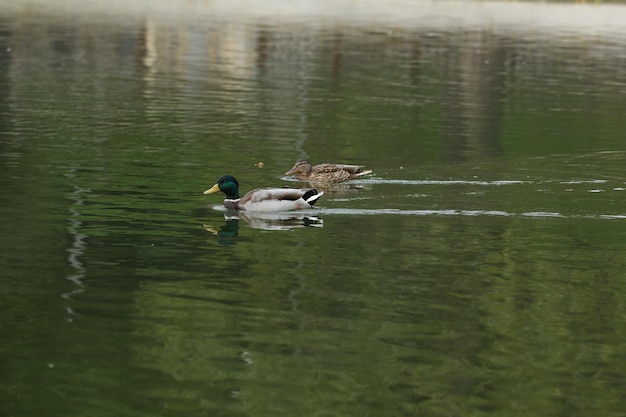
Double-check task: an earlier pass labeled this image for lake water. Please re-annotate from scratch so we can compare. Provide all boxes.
[1,1,625,416]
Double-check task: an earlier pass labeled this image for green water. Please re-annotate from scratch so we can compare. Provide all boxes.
[1,1,626,416]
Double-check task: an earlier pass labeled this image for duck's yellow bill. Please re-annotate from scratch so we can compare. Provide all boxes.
[203,183,220,195]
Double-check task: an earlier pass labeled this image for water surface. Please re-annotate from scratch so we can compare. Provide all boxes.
[1,1,625,416]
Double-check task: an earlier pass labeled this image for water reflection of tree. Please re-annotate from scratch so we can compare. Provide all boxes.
[440,30,506,163]
[129,18,626,169]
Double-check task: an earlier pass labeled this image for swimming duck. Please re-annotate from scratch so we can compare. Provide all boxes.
[204,175,323,212]
[285,160,372,182]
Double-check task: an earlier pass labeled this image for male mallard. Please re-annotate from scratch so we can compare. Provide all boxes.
[285,160,372,182]
[204,175,323,212]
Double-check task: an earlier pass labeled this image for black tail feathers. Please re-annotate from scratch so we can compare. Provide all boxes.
[302,189,322,206]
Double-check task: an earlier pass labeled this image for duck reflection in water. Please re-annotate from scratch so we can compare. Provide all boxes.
[204,210,323,243]
[291,180,372,193]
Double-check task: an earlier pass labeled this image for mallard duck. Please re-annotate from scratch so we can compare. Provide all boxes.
[285,160,372,182]
[204,175,323,212]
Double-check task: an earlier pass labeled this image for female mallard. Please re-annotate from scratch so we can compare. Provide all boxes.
[204,175,323,212]
[285,160,372,182]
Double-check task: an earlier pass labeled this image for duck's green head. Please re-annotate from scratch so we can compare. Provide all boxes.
[204,175,240,199]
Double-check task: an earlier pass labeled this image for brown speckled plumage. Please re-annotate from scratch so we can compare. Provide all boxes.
[285,160,372,183]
